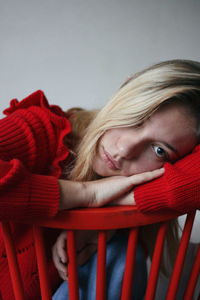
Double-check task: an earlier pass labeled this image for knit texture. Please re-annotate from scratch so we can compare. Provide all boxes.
[135,144,200,213]
[0,90,71,299]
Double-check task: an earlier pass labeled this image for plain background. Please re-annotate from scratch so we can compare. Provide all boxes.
[0,1,200,299]
[0,0,200,115]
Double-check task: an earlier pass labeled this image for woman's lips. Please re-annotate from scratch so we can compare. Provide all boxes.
[102,148,120,170]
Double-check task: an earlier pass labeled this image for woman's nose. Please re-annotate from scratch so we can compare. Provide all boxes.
[117,137,142,160]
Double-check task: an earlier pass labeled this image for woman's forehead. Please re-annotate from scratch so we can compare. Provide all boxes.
[147,103,198,154]
[149,101,197,130]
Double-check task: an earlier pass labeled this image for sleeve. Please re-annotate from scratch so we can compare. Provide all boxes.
[134,145,200,214]
[0,159,60,220]
[0,90,71,220]
[1,90,71,176]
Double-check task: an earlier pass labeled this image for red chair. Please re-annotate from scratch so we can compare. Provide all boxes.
[1,206,200,300]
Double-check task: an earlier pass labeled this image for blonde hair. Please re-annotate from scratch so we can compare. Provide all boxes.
[66,59,200,274]
[70,59,200,181]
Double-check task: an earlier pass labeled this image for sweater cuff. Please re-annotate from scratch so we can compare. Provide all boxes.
[1,173,60,220]
[28,173,60,218]
[134,152,200,214]
[134,175,172,213]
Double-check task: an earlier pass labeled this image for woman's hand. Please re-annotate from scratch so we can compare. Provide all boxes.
[59,168,164,209]
[85,168,164,207]
[52,230,99,280]
[52,231,68,280]
[52,230,116,280]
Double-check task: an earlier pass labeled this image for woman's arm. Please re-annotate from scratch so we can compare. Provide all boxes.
[134,145,200,213]
[0,90,71,220]
[0,90,71,176]
[0,159,60,220]
[0,91,165,220]
[0,158,164,221]
[58,169,164,210]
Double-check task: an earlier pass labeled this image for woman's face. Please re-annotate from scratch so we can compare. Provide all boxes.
[93,102,198,177]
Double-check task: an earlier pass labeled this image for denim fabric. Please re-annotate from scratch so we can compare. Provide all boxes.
[53,231,147,300]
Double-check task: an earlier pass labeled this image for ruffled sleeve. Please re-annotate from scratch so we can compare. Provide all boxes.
[0,90,72,219]
[1,90,71,177]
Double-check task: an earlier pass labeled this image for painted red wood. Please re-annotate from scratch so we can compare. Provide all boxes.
[96,231,107,300]
[1,222,25,300]
[184,244,200,300]
[121,228,139,300]
[1,207,199,300]
[67,230,79,300]
[166,212,196,300]
[21,206,180,230]
[144,222,168,300]
[33,225,52,300]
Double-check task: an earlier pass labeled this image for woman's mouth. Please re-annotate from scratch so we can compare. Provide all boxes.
[102,148,120,170]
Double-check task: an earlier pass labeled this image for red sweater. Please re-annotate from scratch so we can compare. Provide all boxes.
[0,90,71,299]
[0,90,200,298]
[135,145,200,214]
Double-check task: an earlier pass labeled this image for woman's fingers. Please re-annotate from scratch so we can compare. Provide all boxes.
[58,270,68,281]
[52,231,68,280]
[87,168,165,207]
[111,191,134,206]
[52,245,67,274]
[56,231,67,264]
[128,168,164,185]
[111,169,165,205]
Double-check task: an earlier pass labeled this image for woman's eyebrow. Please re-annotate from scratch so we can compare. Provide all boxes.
[162,141,180,157]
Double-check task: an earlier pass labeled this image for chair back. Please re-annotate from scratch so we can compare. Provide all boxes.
[1,206,200,300]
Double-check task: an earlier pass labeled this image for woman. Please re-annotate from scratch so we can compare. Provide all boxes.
[52,59,200,299]
[0,59,200,299]
[0,93,162,300]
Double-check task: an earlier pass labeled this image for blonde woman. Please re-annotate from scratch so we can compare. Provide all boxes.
[0,93,164,300]
[52,59,200,299]
[0,60,200,299]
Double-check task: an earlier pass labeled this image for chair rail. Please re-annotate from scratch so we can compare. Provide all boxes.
[1,206,199,300]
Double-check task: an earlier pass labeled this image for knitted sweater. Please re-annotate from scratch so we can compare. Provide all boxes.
[0,90,71,300]
[0,90,200,298]
[135,145,200,214]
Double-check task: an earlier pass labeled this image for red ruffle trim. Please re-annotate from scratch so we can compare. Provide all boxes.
[3,90,71,178]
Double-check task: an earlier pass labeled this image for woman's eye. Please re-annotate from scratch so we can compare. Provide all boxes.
[152,145,168,160]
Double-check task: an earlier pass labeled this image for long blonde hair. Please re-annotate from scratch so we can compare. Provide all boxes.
[66,59,200,273]
[70,59,200,181]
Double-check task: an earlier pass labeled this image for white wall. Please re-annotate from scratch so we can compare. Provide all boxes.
[0,0,200,116]
[0,1,200,298]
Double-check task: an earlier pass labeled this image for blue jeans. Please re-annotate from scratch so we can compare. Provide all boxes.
[53,230,147,300]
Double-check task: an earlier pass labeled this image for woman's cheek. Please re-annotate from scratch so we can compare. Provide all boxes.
[125,155,163,175]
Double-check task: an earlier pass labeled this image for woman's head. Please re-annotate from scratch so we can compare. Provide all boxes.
[70,59,200,180]
[92,100,198,177]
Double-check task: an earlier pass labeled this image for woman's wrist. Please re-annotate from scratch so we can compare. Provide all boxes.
[58,179,90,210]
